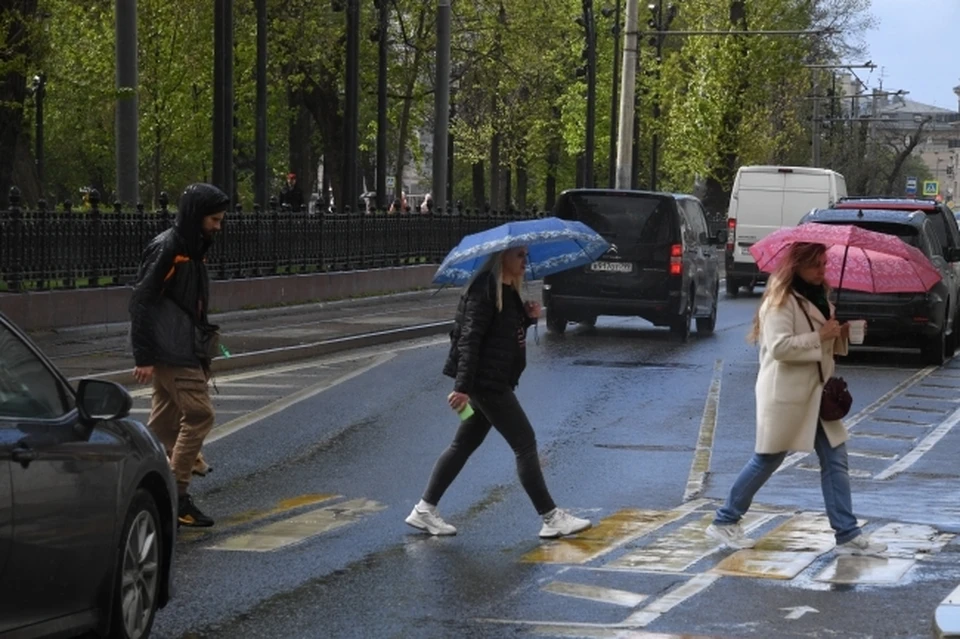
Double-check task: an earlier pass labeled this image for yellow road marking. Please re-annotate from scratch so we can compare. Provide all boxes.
[178,493,339,541]
[683,360,722,502]
[209,497,386,552]
[607,512,777,574]
[711,513,846,580]
[522,501,707,565]
[541,581,648,608]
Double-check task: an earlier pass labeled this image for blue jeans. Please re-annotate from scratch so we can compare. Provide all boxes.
[714,424,861,544]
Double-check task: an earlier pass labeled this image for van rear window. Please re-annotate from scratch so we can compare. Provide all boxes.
[557,194,673,244]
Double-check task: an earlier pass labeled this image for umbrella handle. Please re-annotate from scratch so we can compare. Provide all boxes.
[833,245,850,318]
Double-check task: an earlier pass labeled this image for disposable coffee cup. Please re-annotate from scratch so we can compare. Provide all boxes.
[457,403,474,421]
[848,320,866,345]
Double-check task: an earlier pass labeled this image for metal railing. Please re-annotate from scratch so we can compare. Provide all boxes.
[0,187,542,292]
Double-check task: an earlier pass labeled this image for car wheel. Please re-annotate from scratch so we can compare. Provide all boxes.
[697,290,718,334]
[546,310,567,335]
[947,310,959,357]
[725,277,740,298]
[921,327,947,366]
[671,297,693,342]
[110,489,162,639]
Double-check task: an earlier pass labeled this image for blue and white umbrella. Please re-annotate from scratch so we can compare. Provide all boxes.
[433,217,610,286]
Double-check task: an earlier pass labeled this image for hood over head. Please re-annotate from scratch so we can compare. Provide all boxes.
[175,183,229,258]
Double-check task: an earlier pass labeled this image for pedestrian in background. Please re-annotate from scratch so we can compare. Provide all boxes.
[129,183,229,528]
[706,241,886,556]
[406,247,592,539]
[279,172,304,212]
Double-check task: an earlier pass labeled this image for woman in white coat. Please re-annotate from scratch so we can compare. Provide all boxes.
[706,242,887,556]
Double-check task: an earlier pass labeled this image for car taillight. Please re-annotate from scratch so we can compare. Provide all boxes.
[727,218,736,252]
[670,243,682,276]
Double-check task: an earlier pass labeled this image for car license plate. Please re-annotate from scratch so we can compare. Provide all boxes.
[590,261,634,274]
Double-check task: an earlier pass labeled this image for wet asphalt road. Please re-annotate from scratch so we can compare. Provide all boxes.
[148,293,960,639]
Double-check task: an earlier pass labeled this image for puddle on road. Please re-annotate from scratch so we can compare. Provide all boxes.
[814,556,915,584]
[712,513,847,580]
[608,512,777,574]
[522,504,706,565]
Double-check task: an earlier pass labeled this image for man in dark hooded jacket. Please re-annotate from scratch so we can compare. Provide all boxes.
[129,183,228,527]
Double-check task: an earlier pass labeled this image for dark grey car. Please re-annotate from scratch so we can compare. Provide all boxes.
[0,313,176,639]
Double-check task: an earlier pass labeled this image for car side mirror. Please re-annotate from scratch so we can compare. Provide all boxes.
[714,229,729,245]
[946,247,960,262]
[76,379,132,425]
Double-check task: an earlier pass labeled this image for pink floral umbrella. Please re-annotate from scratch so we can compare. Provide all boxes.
[749,223,941,303]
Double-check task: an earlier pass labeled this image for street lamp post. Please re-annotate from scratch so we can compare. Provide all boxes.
[343,0,360,213]
[375,0,388,211]
[647,1,676,192]
[577,0,598,188]
[602,2,622,188]
[31,74,45,197]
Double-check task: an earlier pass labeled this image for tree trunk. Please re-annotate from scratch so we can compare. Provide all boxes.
[472,161,484,209]
[0,0,39,208]
[883,120,928,195]
[394,6,428,202]
[301,70,343,211]
[545,107,560,210]
[287,83,314,204]
[489,133,500,209]
[516,157,528,212]
[701,1,750,217]
[501,165,511,212]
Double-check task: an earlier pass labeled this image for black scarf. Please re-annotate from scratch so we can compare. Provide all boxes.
[792,275,831,320]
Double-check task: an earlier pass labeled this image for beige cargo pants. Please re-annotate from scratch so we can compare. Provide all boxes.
[146,365,216,495]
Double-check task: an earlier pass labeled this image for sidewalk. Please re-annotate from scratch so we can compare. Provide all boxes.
[30,283,542,385]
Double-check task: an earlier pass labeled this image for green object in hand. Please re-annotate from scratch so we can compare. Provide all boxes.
[219,343,232,358]
[458,403,474,421]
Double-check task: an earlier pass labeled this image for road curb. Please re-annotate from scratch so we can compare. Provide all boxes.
[73,321,453,386]
[935,584,960,638]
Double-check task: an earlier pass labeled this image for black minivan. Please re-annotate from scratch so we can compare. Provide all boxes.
[543,189,727,338]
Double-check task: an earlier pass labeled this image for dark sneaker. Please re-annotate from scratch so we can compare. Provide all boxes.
[178,494,214,528]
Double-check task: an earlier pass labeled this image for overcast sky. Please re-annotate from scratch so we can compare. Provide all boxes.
[862,0,959,110]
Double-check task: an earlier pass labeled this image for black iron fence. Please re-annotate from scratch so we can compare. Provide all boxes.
[0,187,543,292]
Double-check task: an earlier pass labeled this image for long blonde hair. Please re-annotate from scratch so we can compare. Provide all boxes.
[748,242,828,343]
[466,250,524,311]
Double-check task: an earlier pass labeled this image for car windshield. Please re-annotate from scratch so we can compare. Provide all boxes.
[556,193,674,244]
[817,220,919,247]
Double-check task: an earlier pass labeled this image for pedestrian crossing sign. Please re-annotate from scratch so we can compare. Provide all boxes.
[923,180,939,196]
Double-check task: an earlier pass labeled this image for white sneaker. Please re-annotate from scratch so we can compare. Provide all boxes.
[405,506,457,536]
[706,523,756,549]
[836,535,887,557]
[539,508,592,539]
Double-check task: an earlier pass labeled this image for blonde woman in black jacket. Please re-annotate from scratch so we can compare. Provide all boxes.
[406,246,592,538]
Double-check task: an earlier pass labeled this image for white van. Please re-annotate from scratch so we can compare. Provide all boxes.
[725,166,847,296]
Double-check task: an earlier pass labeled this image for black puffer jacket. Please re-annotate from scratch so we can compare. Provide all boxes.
[129,184,229,368]
[443,271,534,394]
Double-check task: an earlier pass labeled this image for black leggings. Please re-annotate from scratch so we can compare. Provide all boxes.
[422,389,557,515]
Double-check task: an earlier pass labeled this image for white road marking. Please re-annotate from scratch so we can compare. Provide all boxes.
[874,405,960,480]
[781,606,818,620]
[541,582,647,608]
[128,336,446,398]
[683,360,722,502]
[775,366,936,475]
[205,352,396,444]
[622,573,721,627]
